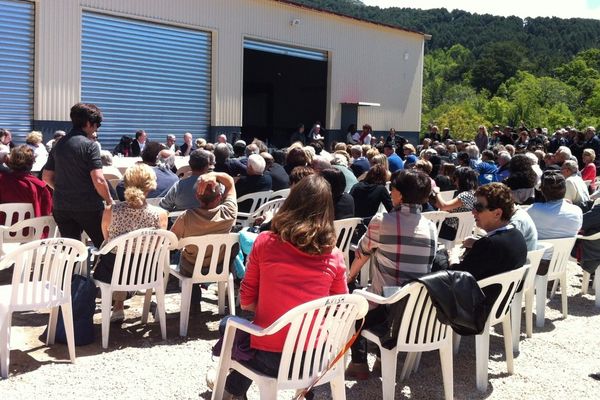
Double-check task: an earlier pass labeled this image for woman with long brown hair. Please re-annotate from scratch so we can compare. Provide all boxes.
[216,174,348,399]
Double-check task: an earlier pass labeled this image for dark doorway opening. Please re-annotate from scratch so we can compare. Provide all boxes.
[242,48,327,148]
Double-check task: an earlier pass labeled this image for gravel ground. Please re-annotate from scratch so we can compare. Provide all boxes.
[1,260,600,400]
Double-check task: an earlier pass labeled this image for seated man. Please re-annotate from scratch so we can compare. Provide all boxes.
[170,172,237,304]
[214,142,246,177]
[349,145,370,177]
[346,169,437,379]
[561,160,590,209]
[159,149,214,212]
[452,183,528,281]
[235,154,272,212]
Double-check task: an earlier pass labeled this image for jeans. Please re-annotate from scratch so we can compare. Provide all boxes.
[53,209,104,248]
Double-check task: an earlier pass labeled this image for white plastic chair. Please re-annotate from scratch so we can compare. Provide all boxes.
[235,190,273,227]
[269,188,290,200]
[454,265,528,392]
[211,294,368,400]
[170,233,239,337]
[0,203,34,227]
[0,238,88,378]
[577,232,600,307]
[422,211,449,235]
[175,165,192,179]
[145,197,164,207]
[439,211,475,253]
[92,228,178,349]
[333,218,362,267]
[534,238,577,328]
[0,215,58,258]
[355,283,454,400]
[244,198,286,228]
[510,243,552,353]
[438,190,455,203]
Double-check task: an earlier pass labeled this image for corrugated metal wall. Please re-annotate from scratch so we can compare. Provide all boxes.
[34,0,424,134]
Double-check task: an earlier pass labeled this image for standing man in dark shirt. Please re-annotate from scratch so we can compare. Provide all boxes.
[42,103,113,248]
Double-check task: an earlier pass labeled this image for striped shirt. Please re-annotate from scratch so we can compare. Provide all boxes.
[358,204,437,295]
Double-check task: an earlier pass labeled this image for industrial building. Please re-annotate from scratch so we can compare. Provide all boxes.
[0,0,427,148]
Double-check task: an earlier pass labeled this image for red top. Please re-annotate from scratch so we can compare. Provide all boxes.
[0,171,53,224]
[582,163,596,191]
[240,231,348,352]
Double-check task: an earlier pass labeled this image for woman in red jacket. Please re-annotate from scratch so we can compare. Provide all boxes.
[219,174,348,399]
[0,145,52,224]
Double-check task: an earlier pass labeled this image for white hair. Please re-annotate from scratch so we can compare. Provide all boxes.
[524,152,538,165]
[563,159,579,174]
[497,151,511,164]
[247,153,266,174]
[311,155,332,171]
[465,144,480,160]
[332,153,349,167]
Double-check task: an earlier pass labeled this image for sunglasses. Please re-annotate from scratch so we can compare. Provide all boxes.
[473,201,496,213]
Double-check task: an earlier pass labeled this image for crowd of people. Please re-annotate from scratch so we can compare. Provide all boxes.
[2,106,600,399]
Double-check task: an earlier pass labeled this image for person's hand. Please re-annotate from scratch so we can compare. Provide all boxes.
[196,173,218,196]
[347,273,356,285]
[462,236,477,249]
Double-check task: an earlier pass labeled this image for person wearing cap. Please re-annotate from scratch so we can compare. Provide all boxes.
[159,149,214,212]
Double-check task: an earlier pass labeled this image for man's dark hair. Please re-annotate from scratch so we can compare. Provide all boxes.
[272,149,285,165]
[383,143,394,150]
[541,171,566,201]
[481,150,495,161]
[233,141,245,157]
[135,130,145,140]
[214,143,230,163]
[70,103,102,129]
[475,183,514,221]
[141,141,162,165]
[319,168,346,199]
[189,149,214,172]
[0,128,9,140]
[391,169,431,204]
[453,167,479,193]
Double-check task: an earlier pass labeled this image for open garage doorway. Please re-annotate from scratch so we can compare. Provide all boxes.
[242,40,328,148]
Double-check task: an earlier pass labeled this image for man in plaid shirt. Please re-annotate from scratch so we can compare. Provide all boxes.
[346,169,437,379]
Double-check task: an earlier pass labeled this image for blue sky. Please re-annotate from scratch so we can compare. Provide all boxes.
[361,1,600,19]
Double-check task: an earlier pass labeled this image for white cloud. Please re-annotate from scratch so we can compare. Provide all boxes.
[360,0,600,20]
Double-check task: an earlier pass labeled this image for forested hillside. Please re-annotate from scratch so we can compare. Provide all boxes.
[289,0,600,138]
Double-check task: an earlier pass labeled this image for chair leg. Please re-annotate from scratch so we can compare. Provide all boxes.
[329,368,347,400]
[413,352,422,373]
[582,271,591,295]
[439,337,454,400]
[227,274,236,316]
[47,306,59,345]
[400,352,416,381]
[256,379,278,400]
[550,280,559,299]
[560,273,568,319]
[141,289,153,324]
[217,281,226,315]
[61,302,77,363]
[535,275,548,328]
[211,327,236,400]
[453,332,461,355]
[525,291,534,338]
[502,316,514,374]
[475,324,490,392]
[179,280,193,337]
[595,266,600,308]
[0,313,12,379]
[380,348,398,400]
[100,288,112,349]
[155,285,167,341]
[510,291,523,354]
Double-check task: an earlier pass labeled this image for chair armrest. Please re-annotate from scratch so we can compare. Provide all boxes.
[226,316,269,336]
[236,212,252,219]
[576,232,600,241]
[352,288,397,305]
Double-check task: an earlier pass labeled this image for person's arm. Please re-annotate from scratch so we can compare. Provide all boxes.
[159,183,177,211]
[90,169,114,205]
[158,210,168,230]
[196,171,236,200]
[101,207,112,241]
[42,169,55,190]
[239,234,263,311]
[450,237,490,280]
[170,214,185,238]
[435,192,464,211]
[347,215,382,283]
[381,188,393,212]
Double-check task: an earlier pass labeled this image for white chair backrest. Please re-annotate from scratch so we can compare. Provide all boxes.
[177,233,239,281]
[146,197,164,207]
[251,198,285,221]
[0,203,34,226]
[333,218,362,266]
[108,178,121,191]
[451,211,476,244]
[97,229,178,289]
[478,265,529,326]
[539,237,577,279]
[275,295,368,389]
[269,188,290,200]
[237,190,272,215]
[1,215,57,244]
[387,282,453,349]
[521,242,552,295]
[0,238,87,310]
[422,211,449,235]
[438,190,455,203]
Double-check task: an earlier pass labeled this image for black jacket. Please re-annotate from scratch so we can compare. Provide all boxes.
[417,270,489,335]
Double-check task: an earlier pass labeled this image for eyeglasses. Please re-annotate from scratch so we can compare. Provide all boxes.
[473,201,495,213]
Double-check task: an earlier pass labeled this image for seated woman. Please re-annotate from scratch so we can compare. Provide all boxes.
[25,131,48,159]
[435,166,478,241]
[504,154,538,205]
[350,164,393,220]
[93,163,168,321]
[0,145,53,223]
[434,162,457,192]
[320,167,355,220]
[216,174,348,399]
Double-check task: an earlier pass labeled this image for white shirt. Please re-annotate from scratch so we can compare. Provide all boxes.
[565,175,590,205]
